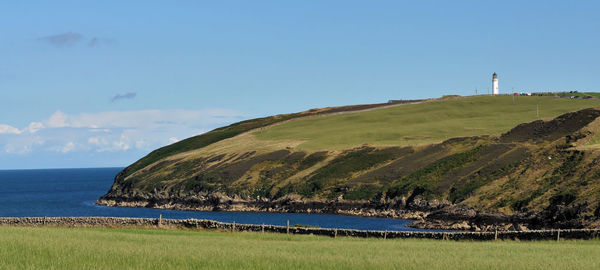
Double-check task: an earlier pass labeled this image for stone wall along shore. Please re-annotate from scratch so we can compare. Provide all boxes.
[0,217,598,241]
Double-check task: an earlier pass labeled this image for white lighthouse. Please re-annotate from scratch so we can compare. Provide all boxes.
[492,72,499,95]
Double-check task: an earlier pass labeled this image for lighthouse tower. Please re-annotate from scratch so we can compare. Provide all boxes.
[492,73,499,95]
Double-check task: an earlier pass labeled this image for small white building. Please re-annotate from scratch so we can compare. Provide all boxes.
[492,73,499,95]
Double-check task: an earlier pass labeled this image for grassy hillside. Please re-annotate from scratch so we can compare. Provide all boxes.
[117,102,398,179]
[254,95,600,149]
[1,226,599,269]
[122,96,600,179]
[100,95,600,229]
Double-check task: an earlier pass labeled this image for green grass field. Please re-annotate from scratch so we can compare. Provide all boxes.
[254,95,600,149]
[1,226,599,269]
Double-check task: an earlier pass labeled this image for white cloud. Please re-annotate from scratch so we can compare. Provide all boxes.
[0,122,46,134]
[3,136,45,154]
[0,124,22,134]
[27,122,44,133]
[88,137,100,145]
[5,144,30,154]
[47,110,68,128]
[89,128,110,133]
[60,142,76,153]
[112,134,130,151]
[41,109,243,130]
[113,141,130,151]
[0,108,246,156]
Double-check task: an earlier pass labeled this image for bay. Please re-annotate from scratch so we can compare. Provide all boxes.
[0,167,435,232]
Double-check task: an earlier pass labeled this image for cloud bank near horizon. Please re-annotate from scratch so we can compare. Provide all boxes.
[0,108,247,159]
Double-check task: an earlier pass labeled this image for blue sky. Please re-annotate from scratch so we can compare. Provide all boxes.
[1,1,598,169]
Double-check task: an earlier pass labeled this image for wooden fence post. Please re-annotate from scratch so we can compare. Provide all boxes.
[495,229,498,241]
[286,220,290,234]
[261,223,264,233]
[233,221,236,232]
[334,229,337,238]
[557,229,560,242]
[158,214,162,228]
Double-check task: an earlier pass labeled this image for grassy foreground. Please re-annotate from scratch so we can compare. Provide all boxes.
[0,226,599,269]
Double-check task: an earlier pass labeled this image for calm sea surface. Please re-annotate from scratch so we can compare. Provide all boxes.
[0,167,435,232]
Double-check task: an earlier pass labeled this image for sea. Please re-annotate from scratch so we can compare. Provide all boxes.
[0,167,436,232]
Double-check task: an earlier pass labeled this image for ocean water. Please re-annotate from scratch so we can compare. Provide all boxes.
[0,167,434,232]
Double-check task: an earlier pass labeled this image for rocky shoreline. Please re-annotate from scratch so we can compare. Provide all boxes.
[97,193,597,232]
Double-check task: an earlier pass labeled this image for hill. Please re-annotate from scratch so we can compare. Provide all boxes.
[98,95,600,231]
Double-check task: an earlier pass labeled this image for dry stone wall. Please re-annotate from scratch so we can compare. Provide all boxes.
[0,217,598,241]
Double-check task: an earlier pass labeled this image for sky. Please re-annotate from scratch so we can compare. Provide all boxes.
[1,0,599,169]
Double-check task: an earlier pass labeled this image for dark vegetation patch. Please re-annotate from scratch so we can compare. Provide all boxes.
[167,151,299,196]
[343,184,380,200]
[206,154,227,163]
[212,150,291,185]
[475,146,526,175]
[171,150,332,198]
[141,159,183,176]
[565,132,588,144]
[502,151,585,212]
[216,154,240,165]
[297,152,328,171]
[386,145,485,199]
[446,146,528,203]
[552,151,584,177]
[285,152,307,163]
[449,163,516,204]
[501,177,520,190]
[350,145,444,186]
[542,151,586,186]
[501,108,600,143]
[182,173,221,193]
[511,189,545,211]
[437,144,512,192]
[164,159,208,180]
[260,163,289,179]
[550,190,577,205]
[119,158,189,193]
[234,151,256,162]
[299,147,406,197]
[250,177,277,198]
[326,138,483,199]
[273,183,295,199]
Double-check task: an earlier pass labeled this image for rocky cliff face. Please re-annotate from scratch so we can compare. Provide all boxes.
[98,108,600,231]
